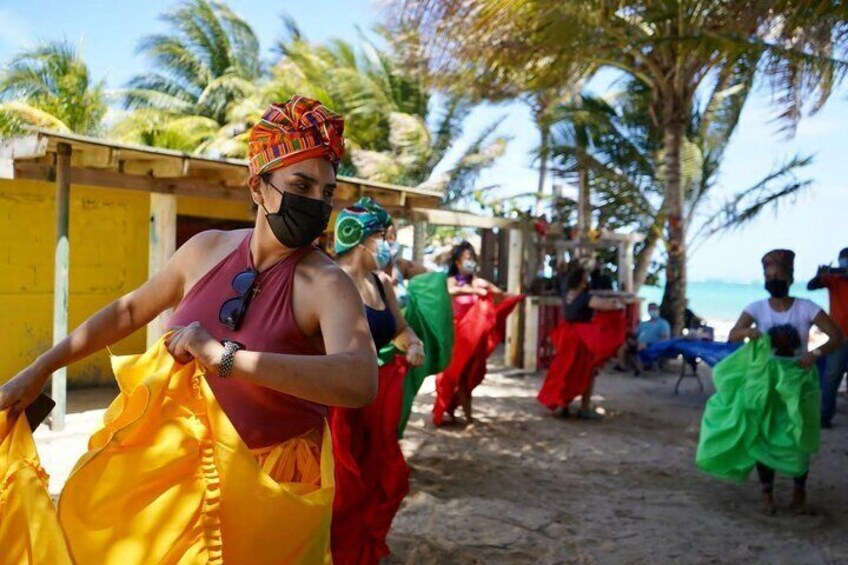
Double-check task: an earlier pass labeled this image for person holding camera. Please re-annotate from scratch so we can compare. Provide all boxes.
[808,247,848,428]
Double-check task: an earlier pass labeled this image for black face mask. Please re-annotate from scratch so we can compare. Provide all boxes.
[262,186,332,249]
[765,278,790,299]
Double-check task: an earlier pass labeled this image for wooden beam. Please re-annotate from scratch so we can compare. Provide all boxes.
[13,162,249,201]
[0,134,49,160]
[70,144,113,169]
[50,142,71,431]
[147,194,177,348]
[505,228,524,368]
[411,208,516,229]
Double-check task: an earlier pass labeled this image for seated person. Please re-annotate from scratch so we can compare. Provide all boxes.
[685,301,715,340]
[616,303,671,375]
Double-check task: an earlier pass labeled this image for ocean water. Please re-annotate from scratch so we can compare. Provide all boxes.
[638,280,829,323]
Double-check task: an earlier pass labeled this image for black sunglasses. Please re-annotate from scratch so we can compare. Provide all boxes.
[219,269,258,330]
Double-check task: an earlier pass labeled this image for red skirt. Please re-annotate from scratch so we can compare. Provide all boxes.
[537,310,628,410]
[432,294,525,425]
[330,357,410,564]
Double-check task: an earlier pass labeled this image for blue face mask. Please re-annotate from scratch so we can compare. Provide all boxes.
[839,258,848,270]
[372,239,392,270]
[648,310,659,320]
[389,241,402,259]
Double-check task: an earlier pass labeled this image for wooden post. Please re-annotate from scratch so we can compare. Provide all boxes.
[523,298,539,372]
[496,228,510,289]
[480,229,496,281]
[618,240,635,293]
[146,193,177,348]
[412,220,427,264]
[505,228,524,368]
[50,143,71,431]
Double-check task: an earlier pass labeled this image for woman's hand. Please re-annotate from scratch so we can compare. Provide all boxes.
[405,341,425,367]
[797,352,819,369]
[0,363,52,417]
[746,328,763,341]
[165,322,224,374]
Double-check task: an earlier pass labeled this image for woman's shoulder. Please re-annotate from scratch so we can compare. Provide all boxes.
[792,297,823,314]
[183,228,248,254]
[178,229,248,272]
[743,298,768,316]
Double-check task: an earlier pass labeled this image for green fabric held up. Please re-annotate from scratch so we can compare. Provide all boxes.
[696,336,820,482]
[377,272,454,437]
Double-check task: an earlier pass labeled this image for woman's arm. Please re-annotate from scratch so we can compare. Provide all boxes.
[447,276,477,296]
[799,310,845,367]
[728,312,759,343]
[378,273,425,366]
[0,231,207,415]
[472,277,504,297]
[396,257,429,279]
[588,296,623,311]
[173,265,379,408]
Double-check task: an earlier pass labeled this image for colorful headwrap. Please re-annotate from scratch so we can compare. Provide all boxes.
[248,96,345,177]
[334,197,391,255]
[762,249,795,278]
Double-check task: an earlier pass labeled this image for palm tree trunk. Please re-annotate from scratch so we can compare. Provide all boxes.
[577,152,590,238]
[660,117,687,334]
[534,124,550,217]
[632,218,662,292]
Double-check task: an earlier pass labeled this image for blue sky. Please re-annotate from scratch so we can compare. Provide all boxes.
[1,0,846,284]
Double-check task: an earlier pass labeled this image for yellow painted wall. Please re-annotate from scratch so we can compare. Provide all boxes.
[177,195,254,222]
[0,179,149,386]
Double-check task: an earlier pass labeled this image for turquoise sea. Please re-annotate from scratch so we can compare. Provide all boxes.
[638,280,829,322]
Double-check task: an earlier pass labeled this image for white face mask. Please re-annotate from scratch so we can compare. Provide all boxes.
[461,259,477,275]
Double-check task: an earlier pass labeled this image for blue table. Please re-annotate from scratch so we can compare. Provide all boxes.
[642,339,742,394]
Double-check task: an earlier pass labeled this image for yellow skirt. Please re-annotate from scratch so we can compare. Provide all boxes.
[1,337,334,564]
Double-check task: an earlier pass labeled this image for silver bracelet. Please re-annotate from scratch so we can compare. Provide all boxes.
[219,341,244,379]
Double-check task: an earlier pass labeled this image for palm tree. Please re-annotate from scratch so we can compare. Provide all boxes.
[216,21,507,197]
[548,71,813,291]
[395,1,848,331]
[0,40,106,135]
[118,0,260,138]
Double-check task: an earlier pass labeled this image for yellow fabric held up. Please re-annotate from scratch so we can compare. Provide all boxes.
[0,337,334,564]
[0,412,73,565]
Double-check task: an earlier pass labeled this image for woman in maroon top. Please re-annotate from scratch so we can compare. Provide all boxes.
[0,97,377,469]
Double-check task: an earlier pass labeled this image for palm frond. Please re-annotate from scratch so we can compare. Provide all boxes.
[691,154,814,247]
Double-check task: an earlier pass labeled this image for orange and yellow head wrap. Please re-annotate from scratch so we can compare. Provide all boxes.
[247,96,345,177]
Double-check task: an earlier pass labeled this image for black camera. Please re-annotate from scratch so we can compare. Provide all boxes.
[820,266,848,276]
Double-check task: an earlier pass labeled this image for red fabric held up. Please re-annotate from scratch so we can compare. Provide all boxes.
[537,310,628,410]
[432,294,525,426]
[330,357,410,564]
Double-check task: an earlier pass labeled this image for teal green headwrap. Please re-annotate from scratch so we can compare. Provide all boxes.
[334,197,392,255]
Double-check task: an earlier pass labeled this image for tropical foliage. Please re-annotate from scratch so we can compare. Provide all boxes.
[548,75,813,290]
[0,40,106,135]
[394,0,848,329]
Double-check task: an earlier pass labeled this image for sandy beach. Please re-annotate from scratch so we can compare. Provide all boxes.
[33,347,848,564]
[386,353,848,564]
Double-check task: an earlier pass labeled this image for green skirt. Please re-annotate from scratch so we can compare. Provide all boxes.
[696,336,820,481]
[377,272,455,437]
